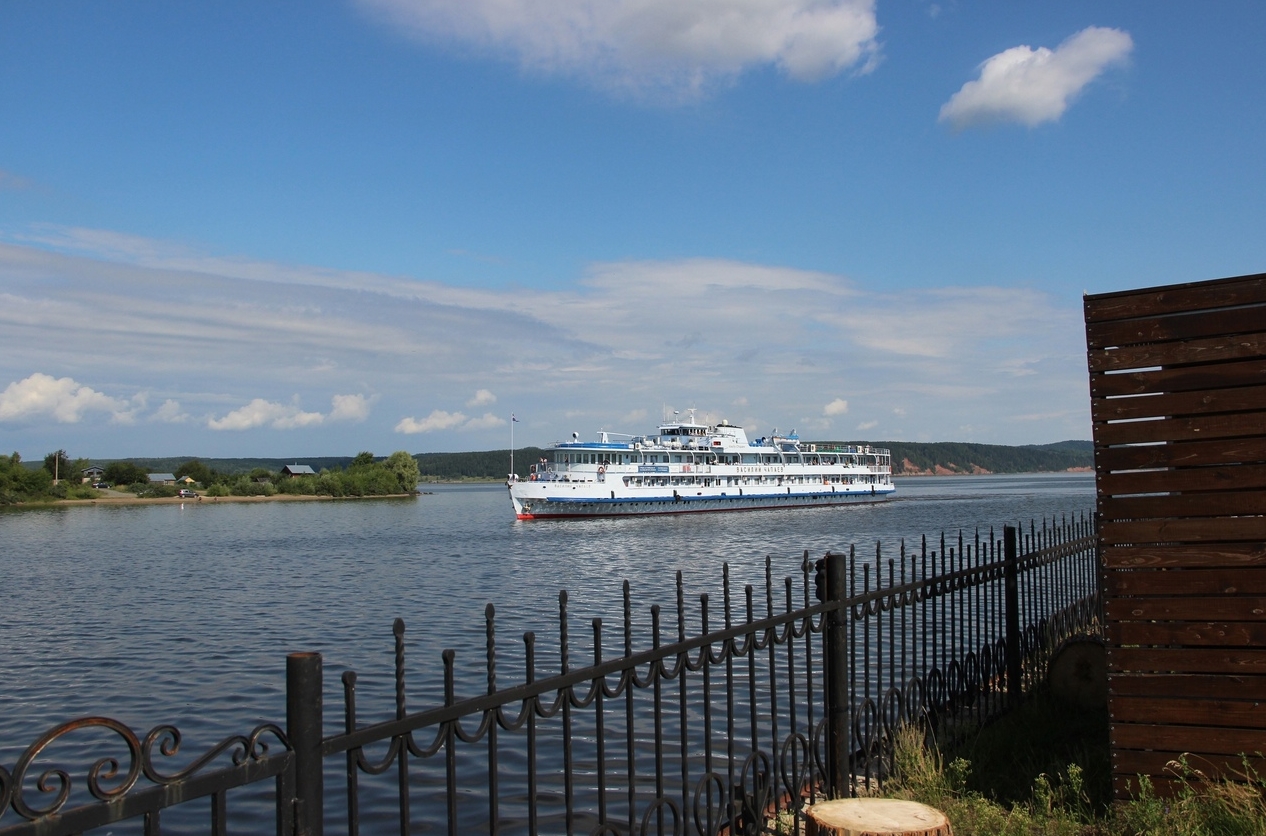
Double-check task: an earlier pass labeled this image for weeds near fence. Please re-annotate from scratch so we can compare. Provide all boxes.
[880,699,1266,836]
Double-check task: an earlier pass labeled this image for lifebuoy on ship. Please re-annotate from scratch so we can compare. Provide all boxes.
[597,465,606,482]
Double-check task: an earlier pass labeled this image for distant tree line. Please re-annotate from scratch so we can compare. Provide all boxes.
[1,450,99,503]
[416,448,548,481]
[1,450,420,503]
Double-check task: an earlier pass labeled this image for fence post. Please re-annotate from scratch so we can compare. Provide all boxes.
[824,551,850,798]
[1004,526,1021,707]
[288,652,324,836]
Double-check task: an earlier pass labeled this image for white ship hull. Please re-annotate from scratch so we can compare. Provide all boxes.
[508,415,894,520]
[510,482,893,519]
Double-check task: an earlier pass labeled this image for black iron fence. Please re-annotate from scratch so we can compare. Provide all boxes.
[1,516,1098,836]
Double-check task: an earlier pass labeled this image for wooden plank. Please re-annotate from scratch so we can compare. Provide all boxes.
[1095,437,1266,471]
[1084,273,1266,323]
[1088,330,1266,372]
[1112,696,1266,728]
[1091,383,1266,422]
[1094,411,1266,445]
[1112,724,1266,755]
[1087,306,1266,349]
[1103,544,1266,569]
[1111,750,1266,780]
[1109,647,1266,675]
[1109,673,1266,700]
[1091,358,1266,398]
[1106,597,1266,622]
[1107,568,1266,596]
[1112,620,1266,647]
[1113,775,1190,799]
[1099,490,1266,521]
[1096,463,1266,496]
[1100,517,1266,545]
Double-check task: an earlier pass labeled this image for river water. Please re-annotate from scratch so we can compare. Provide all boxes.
[0,473,1093,826]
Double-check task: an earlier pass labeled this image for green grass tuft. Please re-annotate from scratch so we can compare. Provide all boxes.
[874,694,1266,836]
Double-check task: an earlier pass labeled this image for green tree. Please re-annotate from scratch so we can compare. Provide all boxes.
[383,451,420,493]
[43,450,71,481]
[350,451,375,469]
[104,461,149,487]
[175,459,214,486]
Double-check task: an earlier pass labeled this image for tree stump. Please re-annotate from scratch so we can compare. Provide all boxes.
[805,798,951,836]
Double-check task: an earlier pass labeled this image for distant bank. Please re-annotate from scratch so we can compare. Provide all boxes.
[82,440,1092,482]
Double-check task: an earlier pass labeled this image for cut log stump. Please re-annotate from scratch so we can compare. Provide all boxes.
[805,798,951,836]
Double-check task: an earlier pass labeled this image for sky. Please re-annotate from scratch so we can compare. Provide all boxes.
[2,1,1264,460]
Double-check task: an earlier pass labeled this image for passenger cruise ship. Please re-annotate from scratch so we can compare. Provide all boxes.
[507,413,894,519]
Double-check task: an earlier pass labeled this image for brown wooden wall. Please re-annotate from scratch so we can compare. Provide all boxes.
[1085,272,1266,797]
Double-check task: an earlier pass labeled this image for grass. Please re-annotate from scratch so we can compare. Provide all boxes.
[873,692,1266,836]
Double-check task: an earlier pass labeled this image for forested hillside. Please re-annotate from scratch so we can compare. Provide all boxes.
[857,440,1093,475]
[416,449,546,480]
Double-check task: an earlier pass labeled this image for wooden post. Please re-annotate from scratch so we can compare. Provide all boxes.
[288,651,324,836]
[1004,526,1021,707]
[824,552,850,798]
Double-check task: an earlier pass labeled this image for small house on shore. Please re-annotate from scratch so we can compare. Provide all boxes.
[148,473,177,485]
[281,464,316,478]
[81,465,105,484]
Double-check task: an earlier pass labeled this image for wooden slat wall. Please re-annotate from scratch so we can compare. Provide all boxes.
[1085,272,1266,798]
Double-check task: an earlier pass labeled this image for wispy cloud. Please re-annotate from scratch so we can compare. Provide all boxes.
[0,170,34,191]
[0,228,1092,448]
[939,26,1133,129]
[357,0,881,99]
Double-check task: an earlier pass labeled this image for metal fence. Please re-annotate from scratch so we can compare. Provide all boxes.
[1,515,1098,836]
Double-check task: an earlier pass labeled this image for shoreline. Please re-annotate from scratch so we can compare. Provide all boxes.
[7,469,1095,508]
[8,492,421,508]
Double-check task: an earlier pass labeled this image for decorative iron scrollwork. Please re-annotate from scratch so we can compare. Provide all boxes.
[1,717,290,825]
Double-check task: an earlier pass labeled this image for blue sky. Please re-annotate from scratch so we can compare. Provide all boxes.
[2,1,1264,459]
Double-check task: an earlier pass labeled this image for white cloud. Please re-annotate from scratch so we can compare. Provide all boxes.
[396,409,506,433]
[463,412,506,430]
[467,389,497,407]
[939,26,1132,129]
[152,399,189,424]
[395,409,468,434]
[330,393,372,422]
[0,372,132,424]
[358,0,881,98]
[857,420,878,430]
[823,398,849,416]
[208,398,325,431]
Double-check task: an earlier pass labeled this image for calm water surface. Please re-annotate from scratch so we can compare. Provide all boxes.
[0,474,1092,764]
